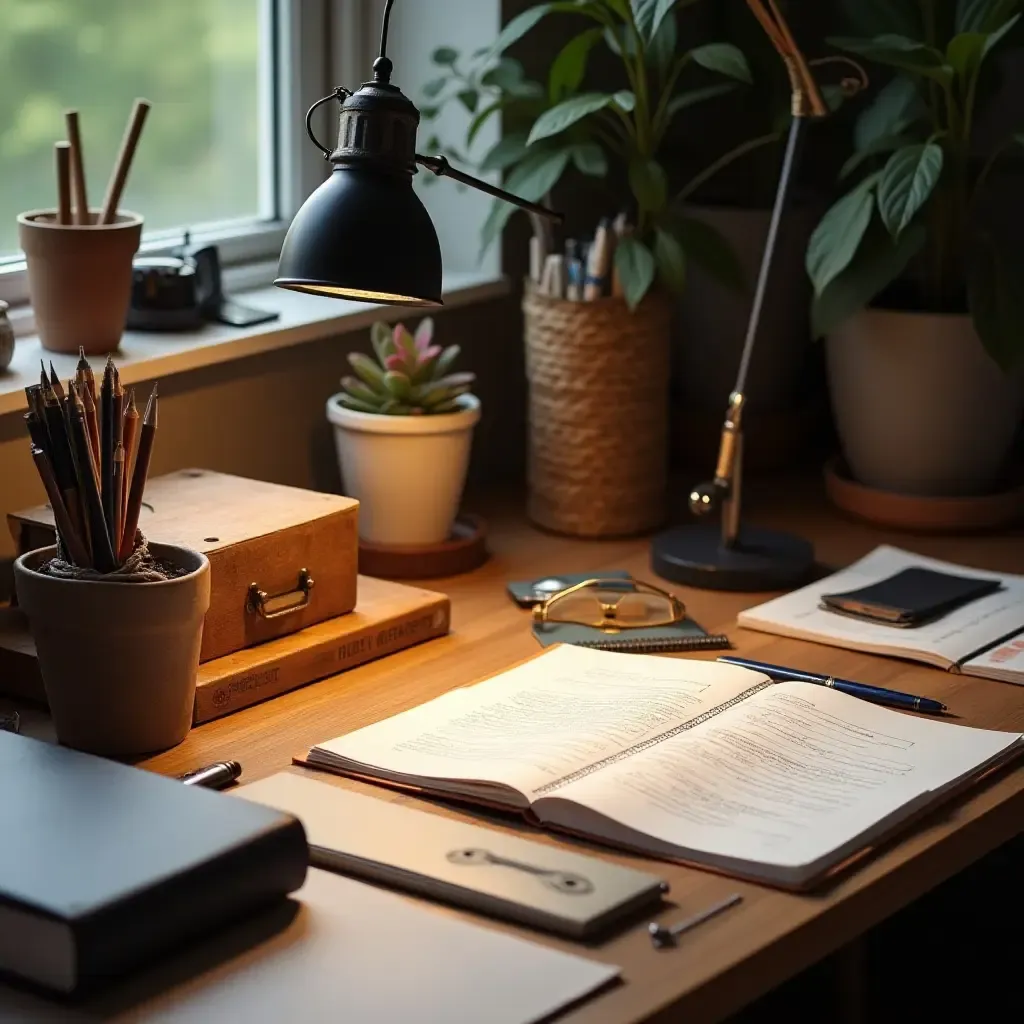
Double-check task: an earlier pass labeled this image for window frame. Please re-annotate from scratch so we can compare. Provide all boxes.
[0,0,349,311]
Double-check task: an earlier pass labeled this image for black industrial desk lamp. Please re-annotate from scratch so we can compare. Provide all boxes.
[650,0,867,592]
[275,0,563,306]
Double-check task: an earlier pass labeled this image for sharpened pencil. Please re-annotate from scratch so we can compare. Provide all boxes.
[77,346,96,404]
[31,446,90,568]
[82,382,101,482]
[121,389,139,526]
[69,387,116,572]
[100,357,114,544]
[112,441,125,553]
[48,363,64,402]
[119,383,156,563]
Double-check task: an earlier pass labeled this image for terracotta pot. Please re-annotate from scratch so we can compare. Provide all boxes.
[827,307,1024,496]
[18,209,143,355]
[13,543,210,756]
[327,393,480,546]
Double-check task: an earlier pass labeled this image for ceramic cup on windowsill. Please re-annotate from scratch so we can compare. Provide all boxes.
[17,209,143,355]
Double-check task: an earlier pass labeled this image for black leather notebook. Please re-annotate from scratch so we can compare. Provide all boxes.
[0,732,308,996]
[820,567,1003,627]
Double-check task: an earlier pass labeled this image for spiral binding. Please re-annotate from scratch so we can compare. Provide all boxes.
[570,634,731,653]
[534,679,773,796]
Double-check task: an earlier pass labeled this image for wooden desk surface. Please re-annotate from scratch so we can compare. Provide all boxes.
[131,484,1022,1023]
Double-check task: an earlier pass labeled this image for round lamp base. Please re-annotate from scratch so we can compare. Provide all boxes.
[650,523,815,592]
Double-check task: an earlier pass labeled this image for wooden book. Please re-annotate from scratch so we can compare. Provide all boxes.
[0,577,450,724]
[301,645,1024,890]
[194,576,449,723]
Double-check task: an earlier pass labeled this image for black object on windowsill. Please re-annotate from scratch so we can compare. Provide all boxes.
[128,236,279,332]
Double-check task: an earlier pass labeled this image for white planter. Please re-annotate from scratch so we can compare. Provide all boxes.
[326,393,480,546]
[827,308,1024,496]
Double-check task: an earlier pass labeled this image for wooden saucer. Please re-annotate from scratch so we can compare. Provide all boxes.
[358,514,489,579]
[824,456,1024,533]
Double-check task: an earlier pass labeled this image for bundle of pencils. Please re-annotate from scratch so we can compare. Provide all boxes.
[23,351,158,572]
[53,99,150,226]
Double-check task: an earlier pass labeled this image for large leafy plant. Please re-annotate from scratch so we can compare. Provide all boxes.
[421,0,780,309]
[806,0,1024,371]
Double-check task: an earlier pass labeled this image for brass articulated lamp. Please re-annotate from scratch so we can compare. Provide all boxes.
[651,0,867,591]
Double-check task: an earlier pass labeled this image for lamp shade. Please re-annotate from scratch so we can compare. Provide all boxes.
[276,166,443,307]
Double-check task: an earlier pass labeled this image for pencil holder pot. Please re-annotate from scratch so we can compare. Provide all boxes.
[18,209,143,355]
[523,286,672,537]
[13,542,210,757]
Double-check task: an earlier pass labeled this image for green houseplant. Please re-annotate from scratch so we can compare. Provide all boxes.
[807,0,1024,497]
[326,320,480,546]
[420,0,774,309]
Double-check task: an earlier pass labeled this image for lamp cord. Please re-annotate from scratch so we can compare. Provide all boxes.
[379,0,396,60]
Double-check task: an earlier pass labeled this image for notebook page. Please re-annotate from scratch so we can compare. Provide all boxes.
[541,682,1022,875]
[961,630,1024,684]
[738,546,1024,668]
[311,645,763,798]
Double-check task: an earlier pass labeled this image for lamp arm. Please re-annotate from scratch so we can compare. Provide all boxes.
[416,154,564,223]
[379,0,397,61]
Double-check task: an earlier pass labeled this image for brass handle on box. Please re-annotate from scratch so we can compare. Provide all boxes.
[247,569,315,620]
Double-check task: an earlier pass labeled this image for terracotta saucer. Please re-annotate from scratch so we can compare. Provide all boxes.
[358,514,489,579]
[824,456,1024,533]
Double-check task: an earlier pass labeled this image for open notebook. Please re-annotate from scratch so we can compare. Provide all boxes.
[737,545,1024,680]
[301,645,1023,890]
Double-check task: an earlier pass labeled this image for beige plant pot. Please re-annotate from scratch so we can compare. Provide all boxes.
[327,393,480,546]
[827,307,1024,496]
[18,209,143,355]
[13,543,211,756]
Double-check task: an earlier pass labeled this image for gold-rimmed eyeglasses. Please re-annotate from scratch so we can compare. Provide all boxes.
[532,578,686,633]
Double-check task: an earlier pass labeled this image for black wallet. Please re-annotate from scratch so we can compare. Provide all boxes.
[820,567,1003,627]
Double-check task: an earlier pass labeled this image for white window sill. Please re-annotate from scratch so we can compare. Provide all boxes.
[0,269,509,417]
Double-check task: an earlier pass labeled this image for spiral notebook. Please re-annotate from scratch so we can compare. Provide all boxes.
[532,618,730,653]
[300,645,1024,890]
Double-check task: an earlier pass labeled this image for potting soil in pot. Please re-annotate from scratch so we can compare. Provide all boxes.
[33,533,190,583]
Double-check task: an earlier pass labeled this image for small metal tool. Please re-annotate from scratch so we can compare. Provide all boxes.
[648,892,743,948]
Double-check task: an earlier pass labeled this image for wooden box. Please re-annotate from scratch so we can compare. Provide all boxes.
[8,469,359,663]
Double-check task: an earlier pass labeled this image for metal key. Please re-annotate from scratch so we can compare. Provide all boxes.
[446,847,594,895]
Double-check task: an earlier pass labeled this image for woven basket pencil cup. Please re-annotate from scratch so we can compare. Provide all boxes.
[522,285,672,537]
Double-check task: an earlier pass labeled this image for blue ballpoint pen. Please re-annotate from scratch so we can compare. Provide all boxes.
[716,657,948,714]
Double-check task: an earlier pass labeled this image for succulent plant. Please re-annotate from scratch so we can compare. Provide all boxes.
[339,318,476,415]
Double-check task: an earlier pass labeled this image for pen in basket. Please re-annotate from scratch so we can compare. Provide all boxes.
[529,210,632,301]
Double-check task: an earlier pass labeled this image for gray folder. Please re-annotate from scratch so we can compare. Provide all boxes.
[235,772,668,939]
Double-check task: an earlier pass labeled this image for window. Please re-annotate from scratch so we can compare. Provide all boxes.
[381,0,501,278]
[0,0,333,308]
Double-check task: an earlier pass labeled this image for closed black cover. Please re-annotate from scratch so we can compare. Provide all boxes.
[0,732,308,994]
[821,567,1003,627]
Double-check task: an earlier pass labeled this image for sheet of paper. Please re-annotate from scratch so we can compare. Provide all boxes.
[549,682,1022,872]
[737,545,1024,667]
[315,645,764,796]
[0,870,619,1024]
